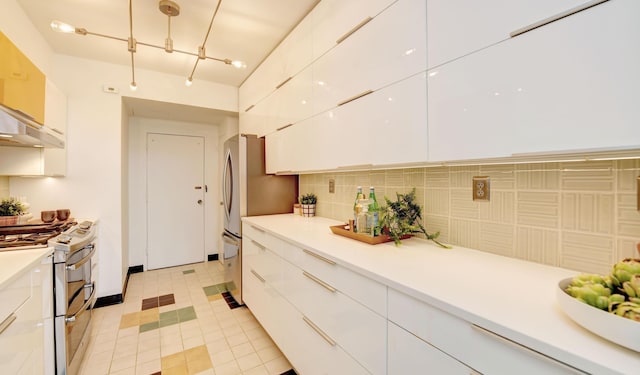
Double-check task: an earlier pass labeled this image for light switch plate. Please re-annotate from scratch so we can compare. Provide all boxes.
[329,178,335,194]
[473,176,490,202]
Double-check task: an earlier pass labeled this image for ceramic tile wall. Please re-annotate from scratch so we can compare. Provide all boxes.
[299,159,640,275]
[0,177,9,198]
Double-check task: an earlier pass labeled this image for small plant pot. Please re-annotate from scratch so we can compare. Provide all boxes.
[301,204,316,217]
[0,216,18,226]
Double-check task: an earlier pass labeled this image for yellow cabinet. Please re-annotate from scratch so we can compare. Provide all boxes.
[0,32,45,124]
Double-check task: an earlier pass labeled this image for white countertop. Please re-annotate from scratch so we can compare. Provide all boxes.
[243,214,640,375]
[0,247,53,289]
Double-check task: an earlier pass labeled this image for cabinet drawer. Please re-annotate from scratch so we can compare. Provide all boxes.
[283,261,386,374]
[242,238,282,288]
[284,245,387,316]
[388,289,585,374]
[243,223,295,259]
[388,322,473,375]
[284,303,370,375]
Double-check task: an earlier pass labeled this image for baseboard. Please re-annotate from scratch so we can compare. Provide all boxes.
[94,265,144,309]
[128,265,144,274]
[94,294,123,308]
[207,254,219,261]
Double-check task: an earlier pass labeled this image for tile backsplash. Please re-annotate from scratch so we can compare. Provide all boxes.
[0,177,9,199]
[299,159,640,275]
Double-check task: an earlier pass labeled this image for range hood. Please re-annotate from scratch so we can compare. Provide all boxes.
[0,104,64,148]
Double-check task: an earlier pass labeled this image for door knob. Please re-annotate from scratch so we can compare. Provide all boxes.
[197,199,203,205]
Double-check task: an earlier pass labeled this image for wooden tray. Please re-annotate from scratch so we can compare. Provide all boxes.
[330,224,410,245]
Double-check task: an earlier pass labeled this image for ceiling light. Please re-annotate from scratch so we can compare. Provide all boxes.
[130,81,137,91]
[50,20,76,34]
[33,144,44,148]
[50,0,244,88]
[185,77,193,87]
[0,134,13,138]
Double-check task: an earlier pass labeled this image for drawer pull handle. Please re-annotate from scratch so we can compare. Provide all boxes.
[276,123,293,132]
[303,249,336,265]
[251,240,266,251]
[337,89,374,107]
[471,325,586,374]
[276,76,293,89]
[303,271,337,293]
[303,315,336,346]
[336,17,373,44]
[250,269,266,283]
[251,225,265,233]
[510,0,608,37]
[337,163,373,170]
[0,313,17,335]
[244,104,255,112]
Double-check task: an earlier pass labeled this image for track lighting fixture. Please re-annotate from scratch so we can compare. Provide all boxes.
[50,0,245,89]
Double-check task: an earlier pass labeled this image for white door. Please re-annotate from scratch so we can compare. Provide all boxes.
[147,133,205,270]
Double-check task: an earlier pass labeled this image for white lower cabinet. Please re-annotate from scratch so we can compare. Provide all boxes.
[428,0,640,162]
[388,322,473,374]
[388,289,585,375]
[0,254,52,374]
[242,225,385,374]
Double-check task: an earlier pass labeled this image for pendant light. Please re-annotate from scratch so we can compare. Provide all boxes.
[50,0,246,89]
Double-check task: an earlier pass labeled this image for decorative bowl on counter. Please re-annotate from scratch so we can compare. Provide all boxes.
[557,278,640,352]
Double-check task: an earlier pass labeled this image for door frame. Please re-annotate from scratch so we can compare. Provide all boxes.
[127,117,221,271]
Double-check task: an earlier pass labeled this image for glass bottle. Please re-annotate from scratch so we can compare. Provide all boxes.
[368,187,380,236]
[353,186,363,232]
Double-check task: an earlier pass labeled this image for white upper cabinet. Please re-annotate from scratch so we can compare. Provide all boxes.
[43,79,67,176]
[266,72,428,173]
[239,13,313,116]
[427,0,600,68]
[428,0,640,162]
[312,0,426,115]
[311,0,397,61]
[259,65,313,137]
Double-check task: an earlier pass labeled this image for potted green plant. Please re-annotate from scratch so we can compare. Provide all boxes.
[0,197,26,226]
[379,188,451,248]
[300,193,317,217]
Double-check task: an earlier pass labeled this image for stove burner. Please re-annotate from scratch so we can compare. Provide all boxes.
[0,220,77,248]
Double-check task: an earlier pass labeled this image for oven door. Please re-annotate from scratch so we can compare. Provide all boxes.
[55,242,96,375]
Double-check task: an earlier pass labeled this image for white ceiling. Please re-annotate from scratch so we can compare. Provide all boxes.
[17,0,319,87]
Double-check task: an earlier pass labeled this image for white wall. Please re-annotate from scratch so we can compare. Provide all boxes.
[127,117,223,268]
[9,52,238,298]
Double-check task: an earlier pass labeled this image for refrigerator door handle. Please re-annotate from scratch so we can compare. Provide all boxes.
[222,232,239,246]
[222,149,233,222]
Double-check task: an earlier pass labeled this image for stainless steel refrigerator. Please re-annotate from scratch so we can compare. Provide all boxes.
[222,134,298,304]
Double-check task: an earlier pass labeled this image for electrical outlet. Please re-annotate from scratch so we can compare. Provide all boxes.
[329,178,335,194]
[473,176,490,201]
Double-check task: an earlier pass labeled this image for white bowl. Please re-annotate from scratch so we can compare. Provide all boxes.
[557,278,640,352]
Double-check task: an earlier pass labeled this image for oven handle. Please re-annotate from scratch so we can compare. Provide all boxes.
[65,282,95,323]
[66,244,96,271]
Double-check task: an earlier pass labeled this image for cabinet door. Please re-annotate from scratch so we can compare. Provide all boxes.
[283,260,387,374]
[388,322,473,375]
[267,15,313,91]
[313,0,426,115]
[428,0,640,162]
[0,32,45,124]
[427,0,598,68]
[266,71,428,173]
[388,289,586,374]
[284,306,370,375]
[260,66,313,137]
[312,0,397,60]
